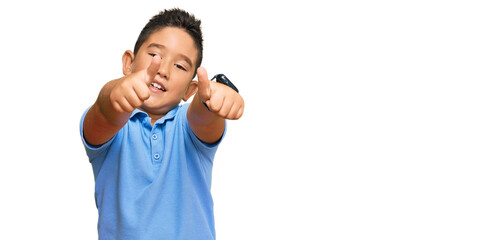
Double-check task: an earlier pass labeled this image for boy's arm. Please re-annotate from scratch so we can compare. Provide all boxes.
[83,55,161,146]
[187,67,244,144]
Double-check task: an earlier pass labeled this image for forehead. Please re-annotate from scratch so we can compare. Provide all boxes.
[141,27,198,62]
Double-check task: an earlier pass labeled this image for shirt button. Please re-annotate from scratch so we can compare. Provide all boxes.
[152,134,158,140]
[153,153,160,160]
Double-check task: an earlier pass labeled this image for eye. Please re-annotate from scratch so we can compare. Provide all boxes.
[175,64,187,71]
[148,53,157,57]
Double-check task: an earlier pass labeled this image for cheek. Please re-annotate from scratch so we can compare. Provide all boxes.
[173,73,193,88]
[166,80,188,96]
[131,62,146,73]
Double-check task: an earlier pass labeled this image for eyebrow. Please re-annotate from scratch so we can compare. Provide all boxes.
[147,43,193,68]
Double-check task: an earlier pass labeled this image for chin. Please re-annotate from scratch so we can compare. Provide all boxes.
[142,99,181,113]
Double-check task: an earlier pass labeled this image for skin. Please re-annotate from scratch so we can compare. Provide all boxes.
[83,27,244,145]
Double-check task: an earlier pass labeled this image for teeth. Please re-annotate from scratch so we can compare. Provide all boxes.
[151,82,165,91]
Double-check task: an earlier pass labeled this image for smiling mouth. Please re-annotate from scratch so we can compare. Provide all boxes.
[151,82,166,92]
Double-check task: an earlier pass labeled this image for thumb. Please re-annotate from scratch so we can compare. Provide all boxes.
[145,55,161,84]
[197,67,211,101]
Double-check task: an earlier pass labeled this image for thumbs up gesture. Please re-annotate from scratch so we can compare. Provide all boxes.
[197,67,244,120]
[109,55,161,113]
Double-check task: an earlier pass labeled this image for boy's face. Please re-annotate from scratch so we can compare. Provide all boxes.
[126,26,199,115]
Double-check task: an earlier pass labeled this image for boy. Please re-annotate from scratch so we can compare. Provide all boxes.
[80,8,244,239]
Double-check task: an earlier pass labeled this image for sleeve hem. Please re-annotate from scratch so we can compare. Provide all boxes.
[79,107,116,161]
[180,104,226,152]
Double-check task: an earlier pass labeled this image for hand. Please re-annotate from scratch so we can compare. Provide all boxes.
[197,67,244,120]
[109,55,161,112]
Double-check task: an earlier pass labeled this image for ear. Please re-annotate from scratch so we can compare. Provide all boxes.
[122,50,135,75]
[183,81,199,101]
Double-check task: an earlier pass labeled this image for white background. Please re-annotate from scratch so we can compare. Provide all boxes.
[0,0,502,239]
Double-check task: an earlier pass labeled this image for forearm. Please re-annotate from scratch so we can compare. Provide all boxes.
[187,93,225,144]
[83,79,131,146]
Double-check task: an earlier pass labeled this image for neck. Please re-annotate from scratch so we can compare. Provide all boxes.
[137,108,165,126]
[139,102,180,125]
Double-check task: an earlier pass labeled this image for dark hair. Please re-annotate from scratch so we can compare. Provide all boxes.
[134,8,203,77]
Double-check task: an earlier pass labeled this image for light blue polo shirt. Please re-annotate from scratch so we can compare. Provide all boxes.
[80,104,223,240]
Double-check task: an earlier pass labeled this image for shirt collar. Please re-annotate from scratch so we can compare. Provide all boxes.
[130,105,181,124]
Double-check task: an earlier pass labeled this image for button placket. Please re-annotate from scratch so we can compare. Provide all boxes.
[151,128,163,164]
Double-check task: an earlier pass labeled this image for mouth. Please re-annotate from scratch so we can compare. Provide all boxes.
[151,82,166,92]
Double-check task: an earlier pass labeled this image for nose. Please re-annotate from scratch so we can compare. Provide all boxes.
[157,58,171,79]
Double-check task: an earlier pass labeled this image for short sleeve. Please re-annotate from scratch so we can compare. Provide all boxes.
[79,107,117,162]
[179,104,226,160]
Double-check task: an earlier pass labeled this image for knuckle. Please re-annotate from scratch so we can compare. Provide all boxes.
[112,102,123,113]
[138,91,149,101]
